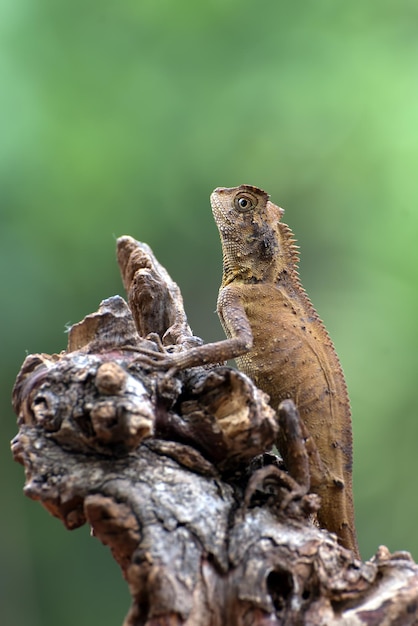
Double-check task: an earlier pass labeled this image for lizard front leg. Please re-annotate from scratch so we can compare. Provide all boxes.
[133,287,254,372]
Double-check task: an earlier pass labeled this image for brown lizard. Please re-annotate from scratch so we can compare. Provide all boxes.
[210,185,359,557]
[139,185,359,557]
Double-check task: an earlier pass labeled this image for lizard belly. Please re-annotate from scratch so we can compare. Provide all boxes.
[232,283,352,479]
[230,284,357,554]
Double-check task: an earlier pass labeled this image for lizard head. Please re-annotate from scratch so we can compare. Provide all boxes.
[210,185,299,286]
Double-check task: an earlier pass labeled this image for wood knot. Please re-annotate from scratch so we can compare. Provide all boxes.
[95,362,127,395]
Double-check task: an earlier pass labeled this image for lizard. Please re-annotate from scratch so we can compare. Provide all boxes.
[210,185,359,557]
[138,184,359,557]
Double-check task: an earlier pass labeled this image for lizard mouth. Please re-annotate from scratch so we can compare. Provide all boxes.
[210,191,230,225]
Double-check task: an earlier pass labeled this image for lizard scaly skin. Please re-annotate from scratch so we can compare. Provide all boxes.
[211,185,358,557]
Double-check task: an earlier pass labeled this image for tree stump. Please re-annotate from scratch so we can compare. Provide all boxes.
[11,236,418,625]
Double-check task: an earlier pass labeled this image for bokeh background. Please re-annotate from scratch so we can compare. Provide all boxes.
[2,1,418,624]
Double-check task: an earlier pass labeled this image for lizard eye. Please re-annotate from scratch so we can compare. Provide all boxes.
[234,193,257,212]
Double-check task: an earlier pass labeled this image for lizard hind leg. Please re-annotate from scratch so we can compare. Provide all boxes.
[277,403,360,558]
[277,402,324,494]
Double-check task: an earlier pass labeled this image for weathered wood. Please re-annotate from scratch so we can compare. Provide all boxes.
[11,236,418,625]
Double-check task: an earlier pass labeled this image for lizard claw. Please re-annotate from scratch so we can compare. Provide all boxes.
[132,351,179,371]
[127,344,189,373]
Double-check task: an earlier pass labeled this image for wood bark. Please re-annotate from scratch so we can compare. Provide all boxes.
[11,236,418,625]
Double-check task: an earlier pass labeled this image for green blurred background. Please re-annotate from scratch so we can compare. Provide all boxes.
[2,1,418,623]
